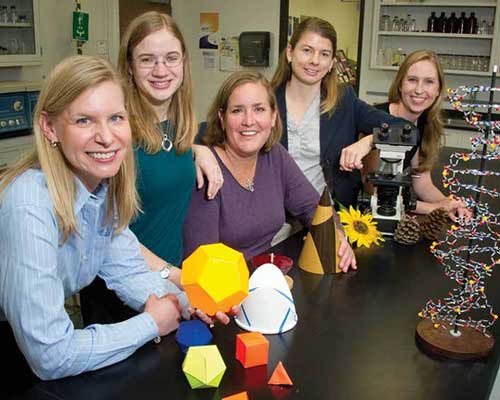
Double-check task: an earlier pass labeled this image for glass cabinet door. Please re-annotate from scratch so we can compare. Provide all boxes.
[0,0,40,66]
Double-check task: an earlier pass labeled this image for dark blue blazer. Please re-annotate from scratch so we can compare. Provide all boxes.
[275,83,409,207]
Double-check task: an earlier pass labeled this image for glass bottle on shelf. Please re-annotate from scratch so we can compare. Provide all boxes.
[380,15,390,31]
[457,12,468,34]
[391,16,401,32]
[410,18,416,32]
[447,12,458,33]
[427,11,437,32]
[0,5,8,23]
[479,20,488,35]
[383,15,391,31]
[402,14,412,32]
[392,48,403,66]
[437,12,447,33]
[9,5,17,24]
[468,12,478,34]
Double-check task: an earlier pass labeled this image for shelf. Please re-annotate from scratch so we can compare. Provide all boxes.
[0,23,32,28]
[380,2,496,7]
[378,31,494,39]
[371,65,491,75]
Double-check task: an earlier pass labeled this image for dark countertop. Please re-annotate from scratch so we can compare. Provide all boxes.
[12,232,500,400]
[8,147,500,400]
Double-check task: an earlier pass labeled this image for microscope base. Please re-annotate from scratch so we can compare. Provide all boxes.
[374,218,397,236]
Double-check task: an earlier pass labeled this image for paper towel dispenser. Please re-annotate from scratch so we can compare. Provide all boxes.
[239,31,270,67]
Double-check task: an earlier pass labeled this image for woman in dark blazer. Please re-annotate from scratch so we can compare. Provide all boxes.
[271,17,409,207]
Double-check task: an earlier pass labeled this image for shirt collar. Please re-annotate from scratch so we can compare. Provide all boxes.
[74,177,108,214]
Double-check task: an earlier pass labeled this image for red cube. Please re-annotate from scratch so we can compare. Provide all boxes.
[235,332,269,368]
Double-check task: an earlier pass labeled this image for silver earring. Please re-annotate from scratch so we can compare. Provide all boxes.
[50,140,58,148]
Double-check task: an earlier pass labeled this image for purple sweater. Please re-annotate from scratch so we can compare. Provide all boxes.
[183,144,320,260]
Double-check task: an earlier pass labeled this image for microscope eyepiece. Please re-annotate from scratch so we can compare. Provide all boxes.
[401,124,413,142]
[378,123,390,140]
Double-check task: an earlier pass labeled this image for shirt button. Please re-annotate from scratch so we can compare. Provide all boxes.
[82,255,88,262]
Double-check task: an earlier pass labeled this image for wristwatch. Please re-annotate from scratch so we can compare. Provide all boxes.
[159,262,174,279]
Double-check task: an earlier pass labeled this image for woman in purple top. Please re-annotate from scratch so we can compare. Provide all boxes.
[183,71,356,272]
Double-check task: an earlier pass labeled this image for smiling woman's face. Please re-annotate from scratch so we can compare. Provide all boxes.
[219,82,277,159]
[40,81,131,192]
[399,59,440,117]
[287,30,334,88]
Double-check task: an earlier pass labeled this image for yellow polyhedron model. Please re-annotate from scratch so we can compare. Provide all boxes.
[182,243,249,315]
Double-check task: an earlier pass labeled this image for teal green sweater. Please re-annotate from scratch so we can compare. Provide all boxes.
[130,122,195,265]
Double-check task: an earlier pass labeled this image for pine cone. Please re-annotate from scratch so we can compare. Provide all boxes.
[419,208,449,241]
[394,213,421,245]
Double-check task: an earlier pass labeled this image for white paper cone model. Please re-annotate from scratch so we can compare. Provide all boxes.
[235,263,297,334]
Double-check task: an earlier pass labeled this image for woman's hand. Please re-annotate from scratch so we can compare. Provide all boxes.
[435,196,472,222]
[188,305,240,327]
[340,135,374,172]
[145,294,181,336]
[338,233,357,273]
[192,144,224,199]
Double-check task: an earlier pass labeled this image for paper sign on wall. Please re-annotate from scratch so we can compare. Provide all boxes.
[200,13,219,49]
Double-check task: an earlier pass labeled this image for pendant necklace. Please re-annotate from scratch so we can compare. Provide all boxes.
[224,151,257,192]
[161,134,173,152]
[160,118,173,152]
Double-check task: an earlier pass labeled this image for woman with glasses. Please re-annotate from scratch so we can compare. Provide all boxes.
[271,17,407,210]
[80,12,224,325]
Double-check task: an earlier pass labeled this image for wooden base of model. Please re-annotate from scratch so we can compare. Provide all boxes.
[416,319,494,360]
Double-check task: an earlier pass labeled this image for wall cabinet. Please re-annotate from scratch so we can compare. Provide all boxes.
[0,0,41,67]
[371,1,500,76]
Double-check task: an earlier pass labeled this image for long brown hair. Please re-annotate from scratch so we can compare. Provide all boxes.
[118,11,196,154]
[389,50,445,172]
[271,17,341,116]
[204,71,282,152]
[0,56,139,242]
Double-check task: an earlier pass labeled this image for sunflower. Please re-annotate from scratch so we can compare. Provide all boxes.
[338,206,384,248]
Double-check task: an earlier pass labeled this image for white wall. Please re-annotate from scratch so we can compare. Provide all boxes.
[172,0,281,121]
[289,0,360,61]
[0,0,119,83]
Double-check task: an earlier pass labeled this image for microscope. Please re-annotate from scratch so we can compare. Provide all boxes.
[359,123,419,236]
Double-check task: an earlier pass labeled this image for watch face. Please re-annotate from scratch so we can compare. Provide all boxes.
[160,267,170,279]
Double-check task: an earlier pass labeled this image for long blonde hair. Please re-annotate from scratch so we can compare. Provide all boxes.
[118,11,196,154]
[389,50,445,172]
[0,56,139,242]
[271,17,342,116]
[204,71,282,152]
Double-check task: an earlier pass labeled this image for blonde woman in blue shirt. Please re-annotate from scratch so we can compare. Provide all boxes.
[0,56,228,385]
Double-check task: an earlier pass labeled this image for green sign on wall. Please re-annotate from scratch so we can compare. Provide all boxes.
[72,12,89,42]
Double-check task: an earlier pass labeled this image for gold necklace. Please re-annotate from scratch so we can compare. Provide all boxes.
[221,150,257,192]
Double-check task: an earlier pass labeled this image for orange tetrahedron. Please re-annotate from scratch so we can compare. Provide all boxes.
[298,187,340,274]
[182,243,249,315]
[222,392,249,400]
[268,361,293,386]
[235,332,269,368]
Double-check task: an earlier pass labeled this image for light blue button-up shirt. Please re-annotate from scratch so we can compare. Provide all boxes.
[0,169,189,380]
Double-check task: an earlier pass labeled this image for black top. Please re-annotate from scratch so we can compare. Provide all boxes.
[375,102,426,170]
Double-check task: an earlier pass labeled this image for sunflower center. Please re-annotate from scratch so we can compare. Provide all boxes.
[353,220,369,234]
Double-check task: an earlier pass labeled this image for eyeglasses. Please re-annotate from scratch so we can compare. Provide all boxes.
[134,52,183,69]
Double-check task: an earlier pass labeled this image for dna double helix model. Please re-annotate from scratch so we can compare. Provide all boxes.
[419,85,500,335]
